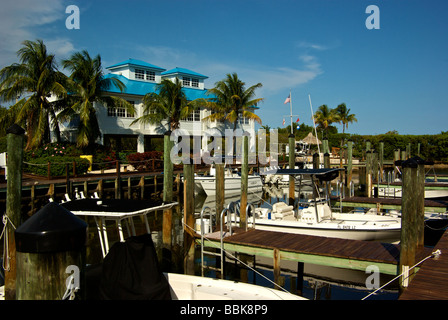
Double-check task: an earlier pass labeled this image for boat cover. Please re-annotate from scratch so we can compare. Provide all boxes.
[99,234,172,300]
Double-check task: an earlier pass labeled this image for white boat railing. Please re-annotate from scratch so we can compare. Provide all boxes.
[199,201,258,278]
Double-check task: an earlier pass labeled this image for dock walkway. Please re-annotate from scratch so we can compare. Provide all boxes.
[199,229,431,276]
[335,196,448,213]
[399,229,448,300]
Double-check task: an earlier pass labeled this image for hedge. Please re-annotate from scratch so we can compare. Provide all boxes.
[24,156,90,177]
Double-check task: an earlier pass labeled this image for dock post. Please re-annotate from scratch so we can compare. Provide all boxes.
[288,134,295,206]
[399,157,419,291]
[163,131,173,203]
[379,142,384,182]
[406,143,411,159]
[394,149,400,179]
[15,203,87,300]
[216,163,225,225]
[115,160,121,199]
[273,248,281,288]
[415,157,426,250]
[183,163,195,274]
[162,131,174,270]
[240,135,249,230]
[347,140,353,191]
[366,150,372,197]
[4,124,25,300]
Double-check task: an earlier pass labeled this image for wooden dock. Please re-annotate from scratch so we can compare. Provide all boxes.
[399,228,448,300]
[335,196,448,213]
[199,229,432,276]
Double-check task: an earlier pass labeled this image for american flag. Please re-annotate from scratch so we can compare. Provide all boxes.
[284,94,291,104]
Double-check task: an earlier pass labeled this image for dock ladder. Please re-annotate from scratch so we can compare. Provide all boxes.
[199,206,233,278]
[199,202,257,278]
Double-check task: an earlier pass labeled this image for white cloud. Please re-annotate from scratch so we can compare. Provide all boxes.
[0,0,74,67]
[134,45,323,96]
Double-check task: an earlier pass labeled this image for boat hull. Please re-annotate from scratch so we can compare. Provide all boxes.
[252,214,401,241]
[199,175,263,196]
[164,273,304,300]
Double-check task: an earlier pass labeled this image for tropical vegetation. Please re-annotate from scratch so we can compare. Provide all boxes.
[0,39,67,150]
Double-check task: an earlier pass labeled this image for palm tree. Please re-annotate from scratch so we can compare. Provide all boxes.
[203,73,263,155]
[0,39,67,149]
[61,50,134,151]
[313,104,337,139]
[131,78,204,131]
[334,103,357,134]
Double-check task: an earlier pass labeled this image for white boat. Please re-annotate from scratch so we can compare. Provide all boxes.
[195,165,263,196]
[375,183,448,199]
[251,200,401,241]
[165,273,305,300]
[250,168,402,242]
[0,273,304,301]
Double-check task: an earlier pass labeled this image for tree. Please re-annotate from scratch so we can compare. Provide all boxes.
[313,104,337,139]
[132,78,204,131]
[61,50,133,151]
[0,39,67,149]
[334,103,357,134]
[203,73,263,154]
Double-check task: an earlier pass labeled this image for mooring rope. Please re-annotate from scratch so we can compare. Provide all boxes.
[1,215,16,272]
[361,249,442,300]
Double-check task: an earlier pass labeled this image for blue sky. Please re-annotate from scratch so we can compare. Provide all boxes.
[1,0,447,135]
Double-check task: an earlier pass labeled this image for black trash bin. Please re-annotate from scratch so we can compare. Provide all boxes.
[15,202,87,300]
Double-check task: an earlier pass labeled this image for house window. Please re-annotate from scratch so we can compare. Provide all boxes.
[182,77,191,87]
[192,78,199,88]
[146,71,155,81]
[238,113,249,125]
[183,109,200,122]
[135,69,145,80]
[107,101,135,118]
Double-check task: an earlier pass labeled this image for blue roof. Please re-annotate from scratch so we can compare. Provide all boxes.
[106,59,166,71]
[102,74,209,100]
[162,67,208,79]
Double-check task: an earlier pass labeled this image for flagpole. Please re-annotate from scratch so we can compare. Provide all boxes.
[289,90,293,135]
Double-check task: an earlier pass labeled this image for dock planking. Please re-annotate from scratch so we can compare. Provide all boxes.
[200,229,431,276]
[399,228,448,300]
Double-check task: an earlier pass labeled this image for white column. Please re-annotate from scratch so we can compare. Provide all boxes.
[137,133,145,153]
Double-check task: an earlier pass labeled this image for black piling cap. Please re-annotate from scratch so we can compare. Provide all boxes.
[400,156,432,168]
[6,124,25,135]
[15,202,87,253]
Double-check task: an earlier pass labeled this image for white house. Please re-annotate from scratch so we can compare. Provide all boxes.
[59,58,257,153]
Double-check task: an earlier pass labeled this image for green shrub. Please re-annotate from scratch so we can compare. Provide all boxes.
[24,155,90,177]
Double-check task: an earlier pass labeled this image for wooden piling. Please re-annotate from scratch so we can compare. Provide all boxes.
[416,157,426,249]
[215,163,225,225]
[115,160,121,199]
[183,163,195,274]
[347,140,353,189]
[163,131,173,203]
[4,124,25,300]
[379,142,384,182]
[366,150,372,198]
[399,158,419,290]
[240,135,249,230]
